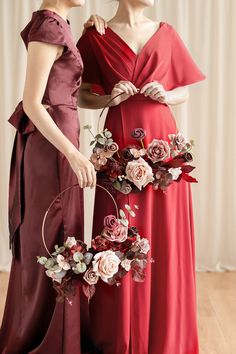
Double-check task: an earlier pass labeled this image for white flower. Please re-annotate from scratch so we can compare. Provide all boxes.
[168,167,182,181]
[121,258,132,272]
[133,235,150,254]
[65,236,77,248]
[92,250,121,283]
[56,254,70,270]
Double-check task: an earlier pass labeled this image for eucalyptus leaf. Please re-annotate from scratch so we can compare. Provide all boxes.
[120,218,129,227]
[119,209,126,218]
[37,256,48,265]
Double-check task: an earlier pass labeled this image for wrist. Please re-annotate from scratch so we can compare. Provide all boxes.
[64,145,78,160]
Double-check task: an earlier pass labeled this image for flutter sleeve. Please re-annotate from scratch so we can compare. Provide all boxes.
[77,30,105,95]
[26,14,66,47]
[166,25,206,90]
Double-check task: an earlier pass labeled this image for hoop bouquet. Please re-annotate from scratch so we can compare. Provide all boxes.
[84,125,197,194]
[38,184,151,303]
[83,91,197,194]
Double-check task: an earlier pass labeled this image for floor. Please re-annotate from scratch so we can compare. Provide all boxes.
[0,272,236,353]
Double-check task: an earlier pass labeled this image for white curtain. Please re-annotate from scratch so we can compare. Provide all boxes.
[0,0,236,272]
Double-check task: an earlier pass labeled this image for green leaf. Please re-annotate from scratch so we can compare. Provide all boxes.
[119,209,126,218]
[120,218,129,227]
[97,137,106,145]
[104,131,112,138]
[37,256,48,265]
[125,204,131,211]
[90,140,96,146]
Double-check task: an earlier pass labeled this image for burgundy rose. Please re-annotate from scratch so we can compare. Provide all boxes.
[184,152,193,162]
[91,235,112,251]
[147,139,170,163]
[121,148,134,161]
[131,128,146,140]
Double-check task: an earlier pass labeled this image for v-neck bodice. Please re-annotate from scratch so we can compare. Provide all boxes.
[77,23,205,95]
[107,22,164,57]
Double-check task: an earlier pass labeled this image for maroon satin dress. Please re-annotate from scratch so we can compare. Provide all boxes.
[78,24,205,354]
[0,10,86,354]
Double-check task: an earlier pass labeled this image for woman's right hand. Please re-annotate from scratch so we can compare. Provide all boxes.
[110,81,138,106]
[66,149,96,188]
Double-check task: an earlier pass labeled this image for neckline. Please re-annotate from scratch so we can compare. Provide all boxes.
[35,9,70,25]
[107,22,165,57]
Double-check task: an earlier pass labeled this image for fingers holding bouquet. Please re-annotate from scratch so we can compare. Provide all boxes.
[110,81,139,106]
[140,81,169,104]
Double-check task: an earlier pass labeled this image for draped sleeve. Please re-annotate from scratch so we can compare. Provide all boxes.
[77,30,105,95]
[23,14,66,48]
[166,25,206,90]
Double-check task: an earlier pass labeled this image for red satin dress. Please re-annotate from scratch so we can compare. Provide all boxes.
[78,23,205,354]
[0,10,86,354]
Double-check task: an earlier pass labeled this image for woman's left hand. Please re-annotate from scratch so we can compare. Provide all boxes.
[83,15,107,35]
[140,81,169,104]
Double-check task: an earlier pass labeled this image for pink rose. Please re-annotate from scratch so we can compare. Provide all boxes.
[104,215,119,231]
[92,250,121,282]
[83,268,99,285]
[126,157,154,190]
[147,139,170,163]
[102,223,128,243]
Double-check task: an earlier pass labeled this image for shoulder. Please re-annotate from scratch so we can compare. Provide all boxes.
[21,11,66,47]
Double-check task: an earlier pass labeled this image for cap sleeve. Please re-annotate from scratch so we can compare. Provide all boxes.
[27,14,66,47]
[166,25,206,90]
[77,30,105,95]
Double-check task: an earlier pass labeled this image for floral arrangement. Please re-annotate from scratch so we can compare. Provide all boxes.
[84,125,197,193]
[38,204,151,303]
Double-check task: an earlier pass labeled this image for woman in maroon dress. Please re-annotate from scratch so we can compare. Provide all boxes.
[0,1,106,353]
[77,0,205,353]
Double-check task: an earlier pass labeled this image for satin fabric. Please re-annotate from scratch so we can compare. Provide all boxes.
[0,10,86,354]
[78,23,205,354]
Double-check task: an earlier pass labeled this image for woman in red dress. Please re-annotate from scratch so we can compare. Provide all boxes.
[77,0,205,353]
[0,1,106,353]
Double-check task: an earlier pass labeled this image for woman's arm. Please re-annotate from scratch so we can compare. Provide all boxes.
[78,81,138,109]
[23,41,96,188]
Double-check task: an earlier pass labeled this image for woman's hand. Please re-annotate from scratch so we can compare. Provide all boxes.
[110,81,138,106]
[83,15,107,35]
[66,149,96,189]
[140,81,169,104]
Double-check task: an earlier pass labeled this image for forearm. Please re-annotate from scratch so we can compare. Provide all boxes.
[78,90,111,109]
[23,100,77,158]
[167,86,189,105]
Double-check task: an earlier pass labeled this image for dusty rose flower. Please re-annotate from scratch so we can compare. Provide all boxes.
[121,258,132,271]
[83,268,99,285]
[104,215,119,231]
[131,128,146,140]
[104,142,119,157]
[184,152,193,162]
[126,157,154,190]
[102,223,128,243]
[133,235,150,254]
[147,139,170,163]
[65,236,77,248]
[92,250,121,282]
[91,148,107,170]
[169,132,188,151]
[56,255,70,270]
[168,167,182,180]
